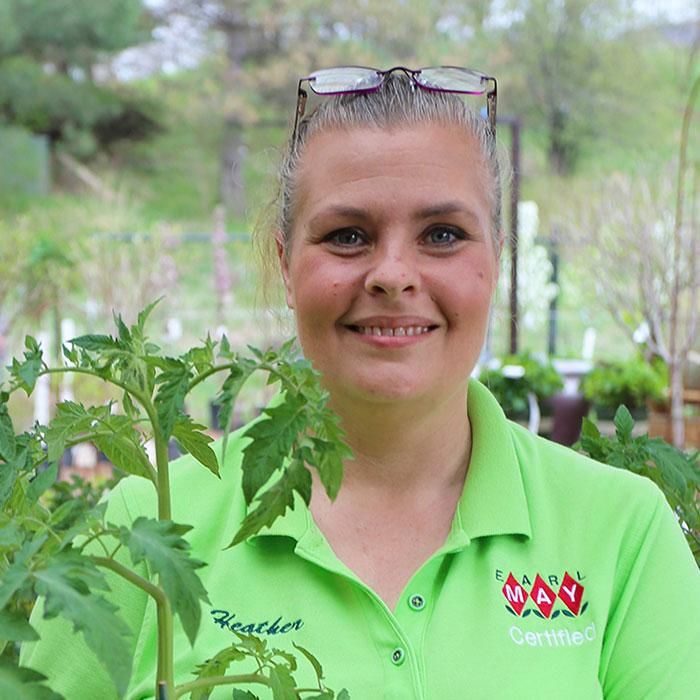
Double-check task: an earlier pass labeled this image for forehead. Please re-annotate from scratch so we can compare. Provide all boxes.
[292,124,493,229]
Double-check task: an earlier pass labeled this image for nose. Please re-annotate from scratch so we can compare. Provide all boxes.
[364,243,420,299]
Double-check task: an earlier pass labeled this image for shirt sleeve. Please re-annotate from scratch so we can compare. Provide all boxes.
[19,476,157,700]
[599,484,700,699]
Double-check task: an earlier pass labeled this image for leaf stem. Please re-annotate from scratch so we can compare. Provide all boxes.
[173,673,272,698]
[186,362,239,392]
[90,556,166,606]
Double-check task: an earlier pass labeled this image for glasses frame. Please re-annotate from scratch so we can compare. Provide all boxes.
[292,65,498,145]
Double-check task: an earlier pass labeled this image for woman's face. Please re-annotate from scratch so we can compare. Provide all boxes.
[279,124,500,408]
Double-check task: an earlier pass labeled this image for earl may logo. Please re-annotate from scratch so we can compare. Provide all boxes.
[496,569,588,619]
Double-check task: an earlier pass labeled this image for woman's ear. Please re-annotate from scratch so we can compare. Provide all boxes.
[275,233,294,309]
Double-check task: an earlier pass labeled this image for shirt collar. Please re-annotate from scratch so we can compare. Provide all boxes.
[247,378,532,544]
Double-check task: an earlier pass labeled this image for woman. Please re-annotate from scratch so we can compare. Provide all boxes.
[22,67,700,699]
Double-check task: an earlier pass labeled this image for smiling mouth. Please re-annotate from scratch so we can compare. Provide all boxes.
[347,324,438,337]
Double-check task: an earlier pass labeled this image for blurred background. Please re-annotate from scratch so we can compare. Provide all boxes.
[1,0,698,449]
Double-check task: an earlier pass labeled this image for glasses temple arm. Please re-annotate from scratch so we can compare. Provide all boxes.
[292,82,308,145]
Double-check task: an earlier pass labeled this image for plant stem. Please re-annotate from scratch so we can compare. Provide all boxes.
[187,362,238,392]
[174,673,272,699]
[91,556,166,606]
[150,407,175,697]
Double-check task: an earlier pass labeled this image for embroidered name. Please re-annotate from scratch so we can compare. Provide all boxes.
[211,609,304,635]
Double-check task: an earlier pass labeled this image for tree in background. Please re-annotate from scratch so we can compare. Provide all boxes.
[0,0,160,157]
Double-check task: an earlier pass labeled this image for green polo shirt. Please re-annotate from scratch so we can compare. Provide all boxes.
[21,380,700,699]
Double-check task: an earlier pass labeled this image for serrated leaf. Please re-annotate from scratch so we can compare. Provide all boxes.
[580,417,601,441]
[136,297,163,333]
[0,658,63,700]
[173,417,220,478]
[0,535,47,609]
[293,643,324,684]
[214,362,256,458]
[0,608,39,641]
[614,405,634,442]
[241,394,307,504]
[189,646,247,700]
[33,552,132,697]
[123,517,209,646]
[0,521,23,549]
[231,691,259,700]
[155,364,191,440]
[0,458,18,509]
[26,463,58,504]
[11,336,44,394]
[268,665,296,700]
[0,401,16,462]
[230,460,309,547]
[113,311,132,346]
[92,415,154,482]
[70,335,123,353]
[62,343,78,364]
[45,401,96,463]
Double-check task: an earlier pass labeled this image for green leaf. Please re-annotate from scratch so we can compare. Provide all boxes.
[268,665,296,700]
[0,460,18,509]
[136,297,163,333]
[551,610,560,619]
[0,401,16,462]
[614,405,634,442]
[230,460,309,547]
[45,401,95,463]
[533,609,544,618]
[189,645,247,700]
[241,394,307,504]
[336,689,351,700]
[505,605,515,616]
[92,415,154,482]
[292,643,324,685]
[173,416,220,478]
[581,601,589,614]
[561,609,575,618]
[0,658,63,700]
[10,336,44,394]
[0,521,23,549]
[0,608,39,641]
[0,535,47,609]
[70,335,123,353]
[155,363,191,440]
[214,361,256,458]
[26,463,58,504]
[231,691,259,700]
[123,517,209,646]
[113,311,132,347]
[304,693,333,700]
[522,609,531,617]
[33,552,132,697]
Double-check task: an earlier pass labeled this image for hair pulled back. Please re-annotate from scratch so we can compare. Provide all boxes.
[253,72,505,300]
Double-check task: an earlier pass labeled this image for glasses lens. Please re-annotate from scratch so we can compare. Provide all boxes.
[307,67,382,95]
[415,67,486,94]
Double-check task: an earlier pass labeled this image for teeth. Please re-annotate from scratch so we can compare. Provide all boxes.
[354,325,433,337]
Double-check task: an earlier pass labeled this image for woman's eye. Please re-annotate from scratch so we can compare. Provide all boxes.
[425,226,466,246]
[325,228,365,247]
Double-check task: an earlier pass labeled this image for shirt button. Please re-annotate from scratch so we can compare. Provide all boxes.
[408,594,426,611]
[391,647,406,666]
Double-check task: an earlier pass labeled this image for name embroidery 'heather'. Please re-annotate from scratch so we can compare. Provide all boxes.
[211,609,304,635]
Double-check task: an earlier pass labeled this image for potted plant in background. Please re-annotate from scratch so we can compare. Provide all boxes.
[581,356,668,421]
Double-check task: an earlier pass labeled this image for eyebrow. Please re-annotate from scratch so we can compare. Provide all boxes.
[310,201,483,227]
